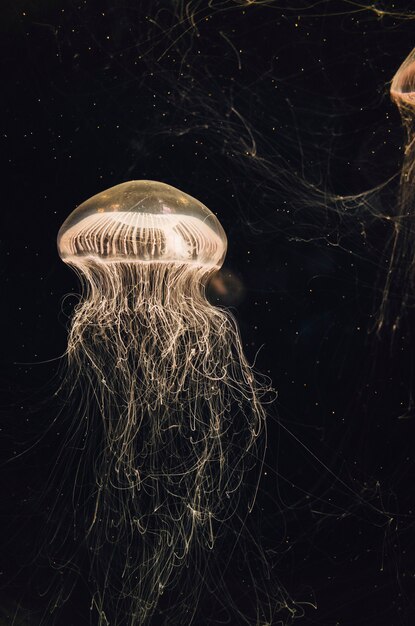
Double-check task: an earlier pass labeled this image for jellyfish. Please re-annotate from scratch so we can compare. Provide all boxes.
[390,48,415,233]
[374,49,415,332]
[56,180,267,625]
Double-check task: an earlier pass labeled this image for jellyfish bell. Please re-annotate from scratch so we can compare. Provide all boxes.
[57,180,227,269]
[391,49,415,110]
[391,49,415,148]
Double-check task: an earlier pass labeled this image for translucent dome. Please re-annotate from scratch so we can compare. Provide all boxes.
[57,181,227,268]
[391,51,415,107]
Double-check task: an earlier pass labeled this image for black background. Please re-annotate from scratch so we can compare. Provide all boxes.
[2,1,415,624]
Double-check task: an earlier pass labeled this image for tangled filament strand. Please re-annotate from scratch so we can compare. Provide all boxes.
[65,260,266,625]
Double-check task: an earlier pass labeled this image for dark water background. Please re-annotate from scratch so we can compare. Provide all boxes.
[1,2,415,624]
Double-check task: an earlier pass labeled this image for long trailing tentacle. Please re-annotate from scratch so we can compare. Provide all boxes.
[60,261,268,625]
